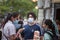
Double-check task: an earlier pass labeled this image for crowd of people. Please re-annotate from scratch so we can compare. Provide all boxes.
[0,12,60,40]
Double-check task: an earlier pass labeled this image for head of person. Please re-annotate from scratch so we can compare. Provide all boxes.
[12,12,19,21]
[27,12,36,25]
[12,12,20,24]
[18,15,23,21]
[42,19,56,35]
[56,20,60,30]
[27,12,36,20]
[5,12,19,23]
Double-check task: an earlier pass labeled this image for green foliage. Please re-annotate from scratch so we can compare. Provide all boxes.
[0,0,37,16]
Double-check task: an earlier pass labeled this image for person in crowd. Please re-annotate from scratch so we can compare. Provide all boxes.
[18,15,23,29]
[17,12,42,40]
[56,20,60,40]
[27,12,44,35]
[13,12,23,32]
[1,19,5,28]
[1,13,19,40]
[12,12,23,40]
[53,20,59,35]
[42,19,58,40]
[0,18,5,40]
[23,19,28,26]
[56,20,60,34]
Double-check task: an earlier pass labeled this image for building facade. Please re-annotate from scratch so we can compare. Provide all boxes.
[38,0,60,24]
[52,0,60,21]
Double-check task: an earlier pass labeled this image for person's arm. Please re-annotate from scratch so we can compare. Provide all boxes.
[17,28,25,33]
[9,25,16,40]
[10,34,16,40]
[16,28,25,40]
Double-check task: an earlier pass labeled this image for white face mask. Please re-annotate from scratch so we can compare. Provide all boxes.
[28,18,34,23]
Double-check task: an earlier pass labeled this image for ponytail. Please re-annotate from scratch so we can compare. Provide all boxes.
[4,13,13,27]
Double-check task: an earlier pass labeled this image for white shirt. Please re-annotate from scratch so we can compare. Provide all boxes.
[23,19,28,26]
[1,20,16,40]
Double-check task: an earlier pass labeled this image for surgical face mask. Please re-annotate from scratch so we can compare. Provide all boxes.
[28,18,34,23]
[13,20,21,29]
[13,19,19,24]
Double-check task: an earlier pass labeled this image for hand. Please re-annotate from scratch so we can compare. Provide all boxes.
[17,28,25,34]
[16,33,19,38]
[16,32,23,40]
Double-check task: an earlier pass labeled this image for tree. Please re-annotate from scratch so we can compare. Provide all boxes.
[0,0,37,17]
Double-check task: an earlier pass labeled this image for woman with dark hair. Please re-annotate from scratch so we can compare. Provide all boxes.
[1,13,19,40]
[43,19,58,40]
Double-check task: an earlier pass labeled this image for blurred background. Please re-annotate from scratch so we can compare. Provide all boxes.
[0,0,60,24]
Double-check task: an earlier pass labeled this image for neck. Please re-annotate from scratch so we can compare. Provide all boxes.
[29,23,35,26]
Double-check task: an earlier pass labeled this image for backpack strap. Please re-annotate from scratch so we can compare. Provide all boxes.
[3,33,8,40]
[46,31,53,40]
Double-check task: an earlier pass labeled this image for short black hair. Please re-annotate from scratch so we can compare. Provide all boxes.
[12,12,19,18]
[43,19,56,35]
[27,12,36,20]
